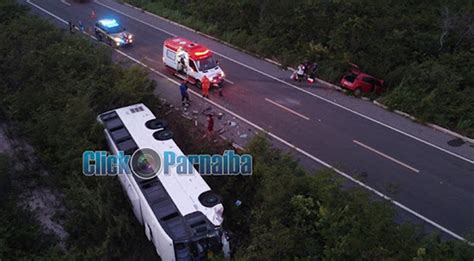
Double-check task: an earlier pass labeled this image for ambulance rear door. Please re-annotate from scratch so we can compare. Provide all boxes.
[163,46,177,69]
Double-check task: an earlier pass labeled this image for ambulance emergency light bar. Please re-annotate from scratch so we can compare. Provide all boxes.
[194,49,210,57]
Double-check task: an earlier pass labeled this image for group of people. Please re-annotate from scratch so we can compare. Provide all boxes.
[68,20,85,33]
[68,10,96,34]
[294,61,319,82]
[179,79,215,139]
[179,76,223,107]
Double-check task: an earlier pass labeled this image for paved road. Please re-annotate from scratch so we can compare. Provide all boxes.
[25,0,474,242]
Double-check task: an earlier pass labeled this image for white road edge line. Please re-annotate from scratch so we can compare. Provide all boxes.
[60,0,71,6]
[354,140,420,173]
[26,0,473,245]
[93,0,474,165]
[27,0,68,23]
[265,98,310,121]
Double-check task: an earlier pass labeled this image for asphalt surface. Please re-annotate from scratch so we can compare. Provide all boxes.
[25,0,474,242]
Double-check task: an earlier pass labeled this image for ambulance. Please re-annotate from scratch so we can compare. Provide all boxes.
[163,37,225,88]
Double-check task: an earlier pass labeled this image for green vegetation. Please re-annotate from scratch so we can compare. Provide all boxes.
[0,154,10,201]
[125,0,474,137]
[0,1,160,259]
[224,137,474,259]
[0,0,473,259]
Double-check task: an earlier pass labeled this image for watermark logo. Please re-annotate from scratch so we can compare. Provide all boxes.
[130,148,162,180]
[165,150,252,175]
[82,150,130,176]
[83,149,252,178]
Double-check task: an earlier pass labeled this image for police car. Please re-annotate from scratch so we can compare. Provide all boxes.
[94,19,133,47]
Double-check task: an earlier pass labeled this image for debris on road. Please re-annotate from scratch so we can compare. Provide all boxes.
[202,107,213,115]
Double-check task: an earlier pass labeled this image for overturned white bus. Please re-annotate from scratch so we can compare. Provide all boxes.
[97,104,231,260]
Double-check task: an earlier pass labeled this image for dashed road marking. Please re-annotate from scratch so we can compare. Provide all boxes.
[265,98,310,120]
[354,140,420,173]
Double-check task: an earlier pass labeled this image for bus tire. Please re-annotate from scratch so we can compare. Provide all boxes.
[153,130,173,141]
[145,119,168,130]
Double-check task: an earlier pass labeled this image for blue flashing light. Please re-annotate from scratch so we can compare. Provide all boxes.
[98,19,120,28]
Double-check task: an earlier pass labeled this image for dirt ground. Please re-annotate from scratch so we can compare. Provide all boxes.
[0,123,68,250]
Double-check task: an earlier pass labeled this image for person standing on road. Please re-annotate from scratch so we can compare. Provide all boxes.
[178,56,186,74]
[303,61,310,76]
[201,76,210,98]
[207,114,214,137]
[180,80,190,106]
[310,63,318,78]
[218,83,223,97]
[78,20,84,32]
[68,21,74,34]
[296,63,305,82]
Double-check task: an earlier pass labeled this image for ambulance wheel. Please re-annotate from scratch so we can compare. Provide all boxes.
[195,80,202,89]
